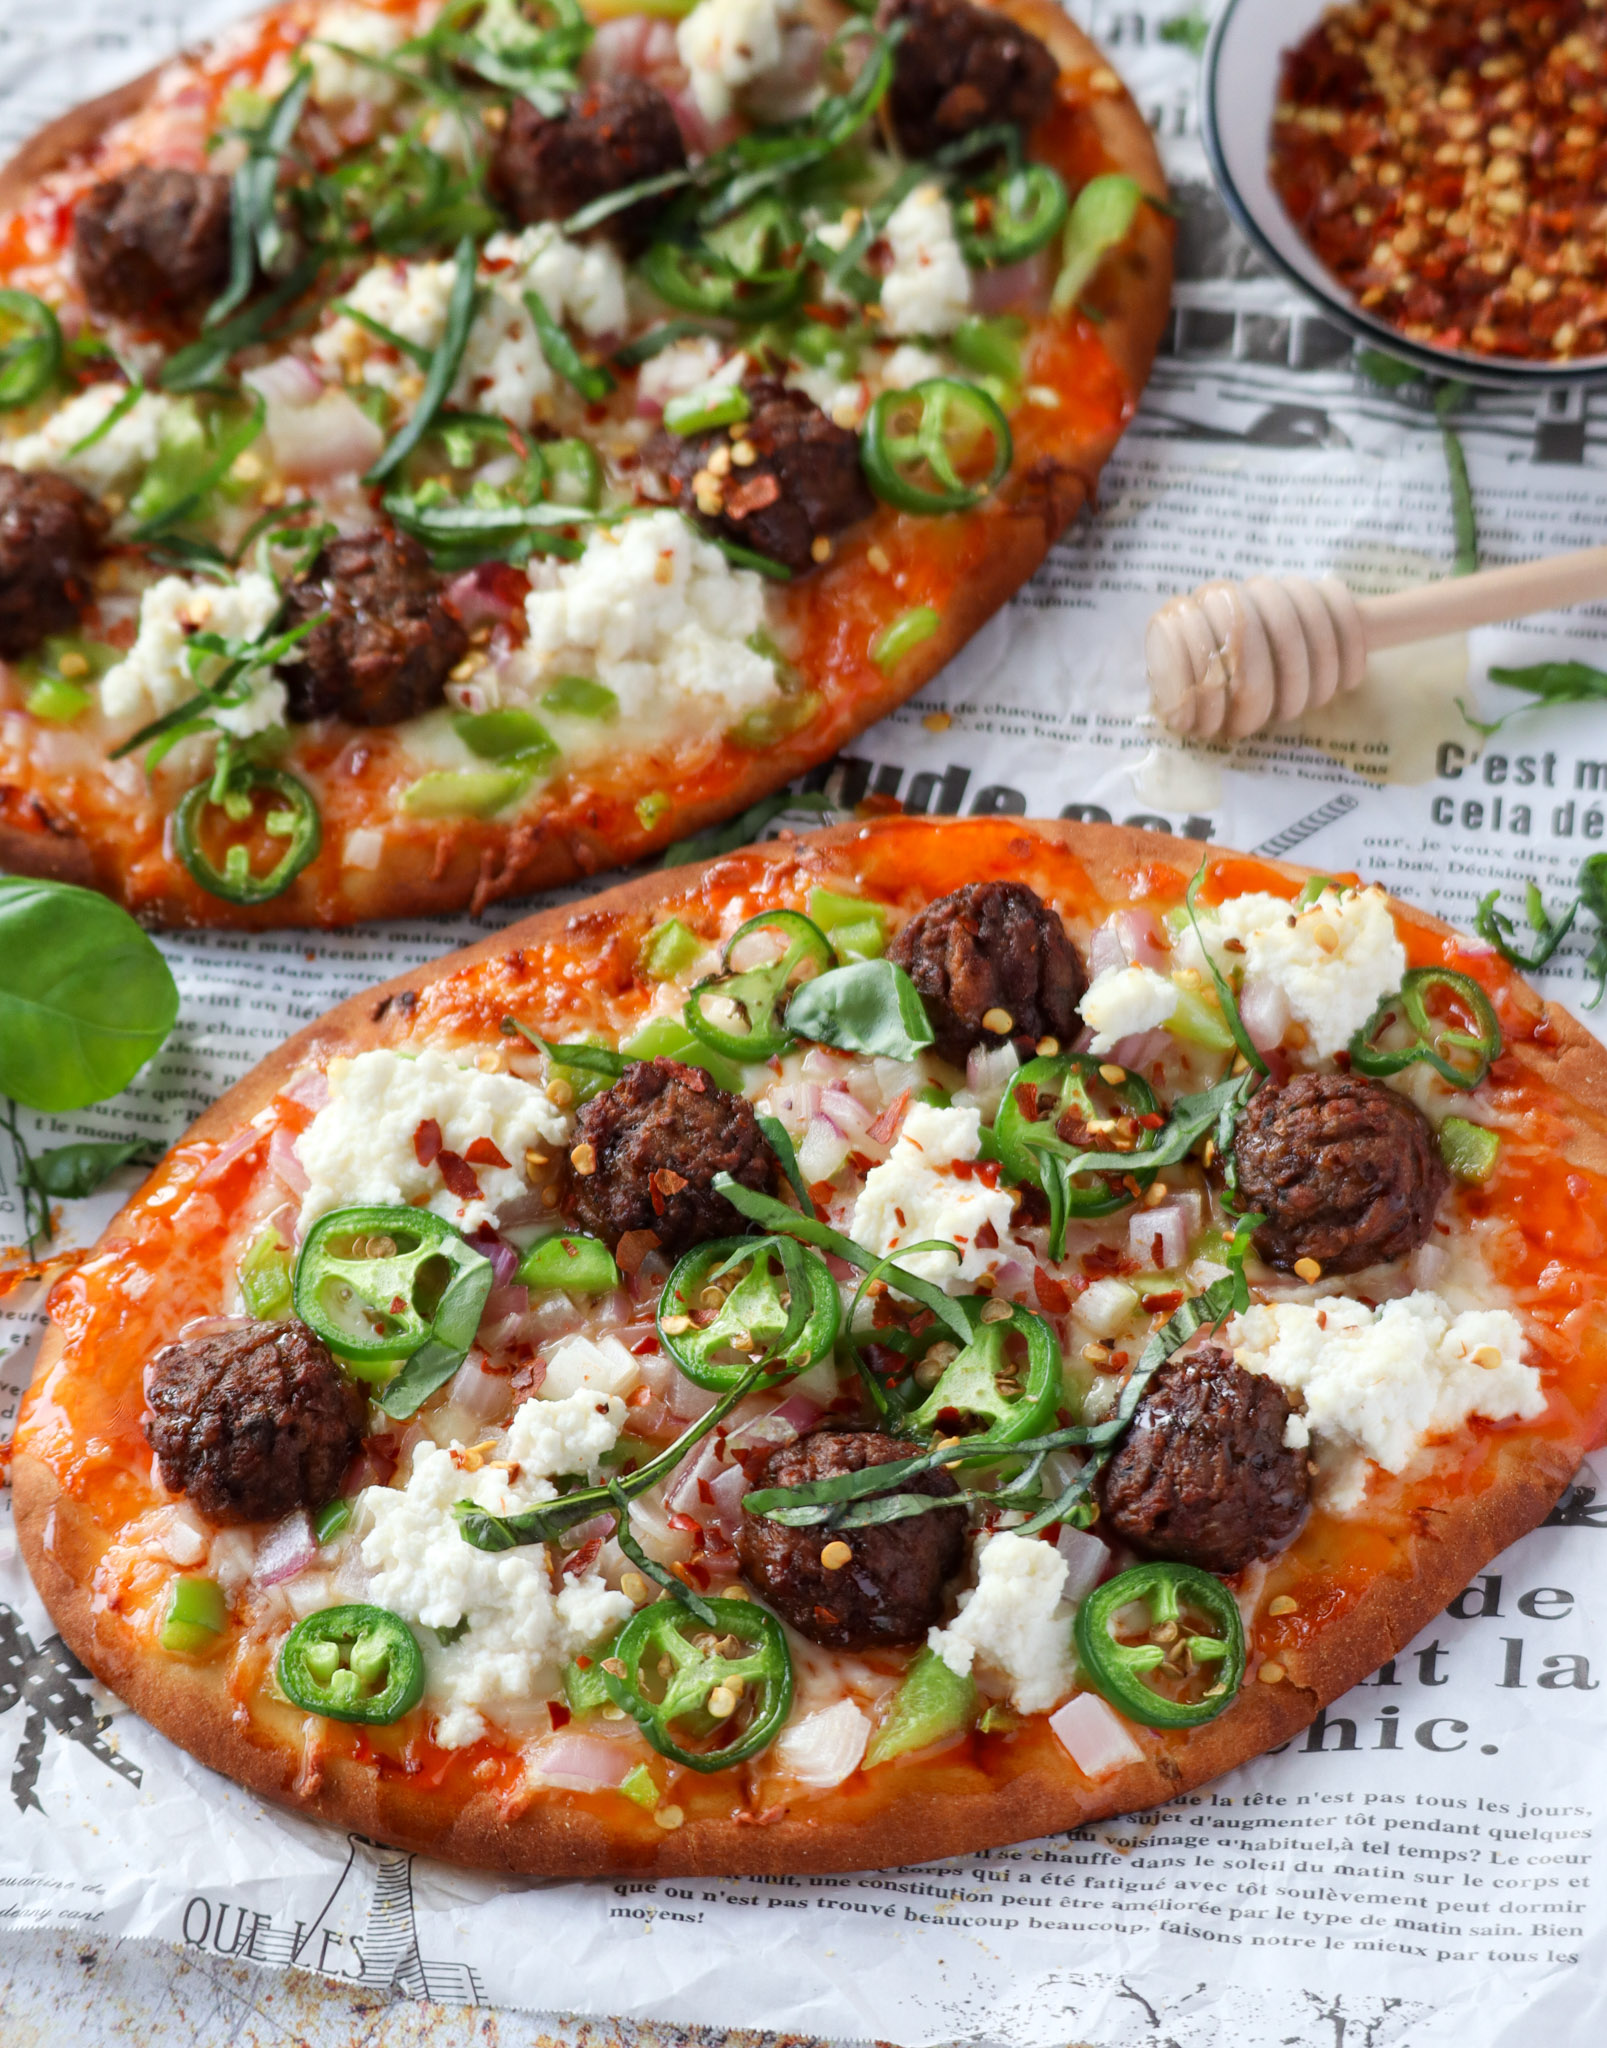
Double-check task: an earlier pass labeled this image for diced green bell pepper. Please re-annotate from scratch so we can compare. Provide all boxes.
[864,1645,975,1767]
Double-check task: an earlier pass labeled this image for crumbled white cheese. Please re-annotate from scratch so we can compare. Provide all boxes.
[540,1331,641,1402]
[1230,1290,1543,1512]
[306,3,409,110]
[296,1045,571,1235]
[928,1531,1075,1714]
[358,1389,632,1748]
[99,573,283,736]
[850,1101,1017,1291]
[1079,963,1179,1055]
[637,337,737,410]
[879,343,948,390]
[485,223,630,341]
[312,257,457,391]
[7,381,188,494]
[508,509,779,731]
[677,0,797,122]
[1181,886,1407,1061]
[880,185,972,338]
[454,280,555,425]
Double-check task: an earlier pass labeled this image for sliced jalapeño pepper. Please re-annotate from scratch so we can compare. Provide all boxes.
[0,289,62,409]
[639,199,806,323]
[860,379,1012,515]
[1349,967,1502,1092]
[899,1296,1061,1449]
[277,1604,426,1725]
[683,908,834,1062]
[994,1055,1162,1257]
[657,1234,841,1391]
[175,765,321,905]
[956,164,1069,268]
[603,1595,793,1771]
[1074,1562,1245,1730]
[293,1203,494,1417]
[516,1231,621,1294]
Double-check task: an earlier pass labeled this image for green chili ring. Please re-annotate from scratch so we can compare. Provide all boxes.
[175,765,321,905]
[995,1054,1163,1227]
[657,1234,841,1390]
[899,1296,1062,1449]
[1349,966,1502,1092]
[639,239,805,324]
[277,1604,426,1725]
[956,164,1070,268]
[602,1596,793,1772]
[1074,1562,1245,1730]
[293,1203,490,1371]
[683,908,835,1062]
[0,289,63,409]
[861,379,1012,515]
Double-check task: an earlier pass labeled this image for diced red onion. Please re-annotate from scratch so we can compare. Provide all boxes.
[768,1391,824,1435]
[1054,1525,1113,1605]
[245,354,323,407]
[268,1124,310,1200]
[818,1086,878,1146]
[1088,922,1126,979]
[1115,908,1173,972]
[1049,1692,1144,1779]
[668,1369,720,1423]
[196,1119,269,1188]
[705,1461,749,1539]
[1239,975,1292,1055]
[281,1066,330,1113]
[1130,1204,1189,1272]
[446,1353,515,1428]
[254,1511,316,1587]
[774,1699,871,1788]
[257,380,384,481]
[797,1114,851,1185]
[962,1042,1020,1116]
[970,247,1052,315]
[528,1732,635,1790]
[666,1433,726,1516]
[444,562,525,628]
[1105,1028,1172,1072]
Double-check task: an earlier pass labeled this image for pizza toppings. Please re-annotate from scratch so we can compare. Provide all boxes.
[0,465,106,659]
[72,167,234,331]
[1232,1072,1449,1276]
[100,572,284,737]
[1097,1344,1310,1576]
[888,879,1087,1066]
[881,0,1059,159]
[489,80,688,254]
[277,1603,426,1724]
[737,1429,968,1649]
[665,379,874,575]
[277,528,468,726]
[143,1321,366,1526]
[927,1529,1076,1712]
[565,1056,779,1256]
[850,1099,1017,1288]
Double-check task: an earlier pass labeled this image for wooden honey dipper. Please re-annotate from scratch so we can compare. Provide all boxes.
[1145,544,1607,740]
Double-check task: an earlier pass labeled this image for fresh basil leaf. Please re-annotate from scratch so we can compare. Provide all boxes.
[1049,173,1142,317]
[784,958,934,1059]
[1474,880,1579,972]
[1182,858,1268,1075]
[210,64,312,326]
[501,1017,634,1077]
[366,236,482,484]
[0,880,179,1113]
[22,1138,149,1199]
[659,789,830,869]
[1580,853,1607,1009]
[162,259,321,392]
[376,1241,494,1418]
[757,1113,811,1210]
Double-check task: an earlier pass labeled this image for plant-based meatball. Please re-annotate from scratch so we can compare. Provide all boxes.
[73,166,234,329]
[1099,1344,1308,1576]
[0,466,107,659]
[490,79,687,253]
[1233,1071,1449,1276]
[277,529,468,725]
[889,880,1085,1067]
[566,1057,778,1257]
[879,0,1058,160]
[665,380,874,574]
[144,1321,366,1526]
[739,1429,968,1648]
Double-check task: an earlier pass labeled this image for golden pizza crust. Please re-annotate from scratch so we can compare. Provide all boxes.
[0,5,1173,929]
[16,817,1599,1874]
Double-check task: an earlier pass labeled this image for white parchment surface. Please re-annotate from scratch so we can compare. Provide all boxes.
[6,2,1607,2042]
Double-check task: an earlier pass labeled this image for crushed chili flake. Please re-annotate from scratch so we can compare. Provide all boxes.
[436,1149,482,1201]
[464,1136,510,1168]
[548,1700,572,1729]
[1271,0,1607,361]
[413,1117,443,1166]
[1033,1267,1072,1314]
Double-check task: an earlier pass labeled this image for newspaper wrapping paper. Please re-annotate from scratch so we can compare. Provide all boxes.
[6,0,1607,2042]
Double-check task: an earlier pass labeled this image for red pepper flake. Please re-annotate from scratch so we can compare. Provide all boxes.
[561,1537,603,1580]
[975,1220,999,1250]
[413,1118,443,1166]
[666,1510,702,1535]
[1016,1082,1040,1123]
[1136,1111,1167,1130]
[867,1090,909,1146]
[1033,1267,1071,1314]
[697,1478,716,1505]
[1142,1290,1185,1315]
[629,1333,662,1356]
[725,471,782,521]
[548,1700,572,1729]
[465,1137,510,1168]
[437,1149,482,1201]
[615,1228,661,1276]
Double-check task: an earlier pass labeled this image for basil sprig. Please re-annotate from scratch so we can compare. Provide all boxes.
[1182,857,1268,1076]
[210,64,312,327]
[1474,880,1580,973]
[163,260,322,394]
[20,1137,150,1198]
[784,958,934,1059]
[365,236,481,484]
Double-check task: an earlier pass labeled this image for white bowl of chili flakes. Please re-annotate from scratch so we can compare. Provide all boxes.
[1201,0,1607,388]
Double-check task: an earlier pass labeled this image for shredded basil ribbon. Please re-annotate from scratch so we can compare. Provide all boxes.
[365,236,481,484]
[1182,858,1268,1077]
[210,64,312,327]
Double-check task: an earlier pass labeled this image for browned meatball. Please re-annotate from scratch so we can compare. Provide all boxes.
[739,1429,968,1648]
[144,1322,366,1526]
[277,529,467,725]
[566,1057,778,1257]
[0,466,106,659]
[889,880,1086,1067]
[1233,1071,1449,1276]
[664,380,874,575]
[1099,1345,1308,1576]
[490,79,687,254]
[879,0,1058,160]
[73,167,233,329]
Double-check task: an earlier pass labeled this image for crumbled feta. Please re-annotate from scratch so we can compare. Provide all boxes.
[358,1389,632,1748]
[1230,1290,1543,1512]
[7,381,187,494]
[454,281,554,425]
[312,257,456,390]
[99,573,283,736]
[637,337,737,409]
[928,1531,1075,1714]
[296,1046,571,1235]
[1079,963,1179,1055]
[306,3,409,110]
[508,510,780,732]
[485,223,630,340]
[1182,886,1407,1061]
[677,0,797,122]
[540,1331,641,1402]
[773,1698,871,1788]
[880,185,971,338]
[879,343,948,390]
[849,1101,1017,1291]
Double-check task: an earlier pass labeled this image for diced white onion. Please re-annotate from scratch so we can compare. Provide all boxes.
[797,1114,852,1184]
[1130,1204,1189,1272]
[773,1699,871,1788]
[1049,1692,1145,1779]
[1055,1525,1111,1605]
